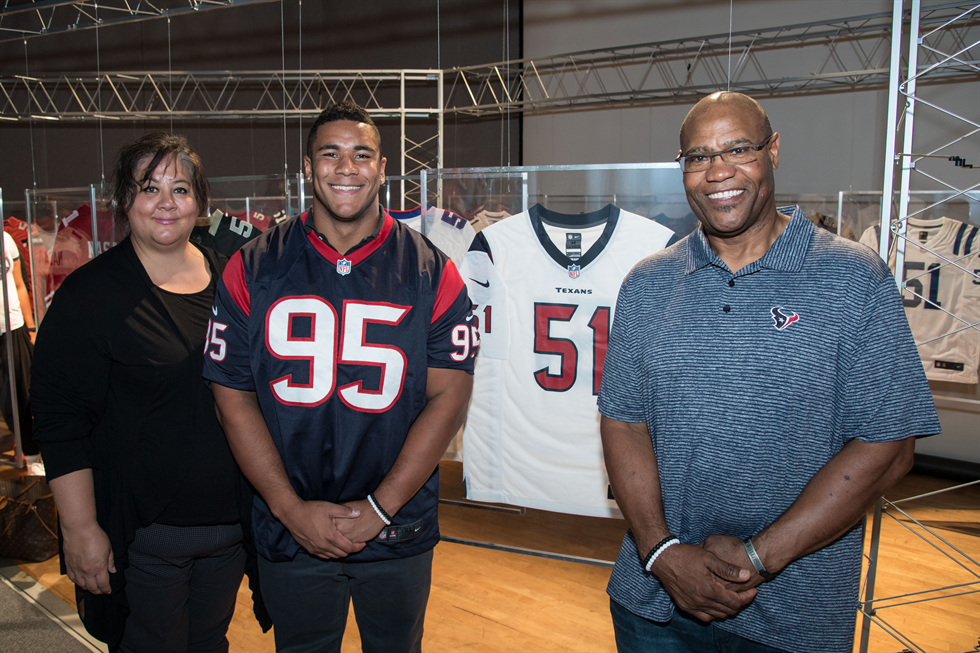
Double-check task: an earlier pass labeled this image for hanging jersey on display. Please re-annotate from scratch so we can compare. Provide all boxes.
[859,218,980,383]
[190,209,262,256]
[460,204,674,518]
[0,232,25,333]
[468,209,512,232]
[49,204,126,298]
[4,216,50,311]
[388,205,476,269]
[225,210,274,232]
[270,209,295,226]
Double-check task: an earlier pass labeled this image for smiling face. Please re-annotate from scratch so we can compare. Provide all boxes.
[680,99,780,241]
[304,119,386,230]
[127,155,200,252]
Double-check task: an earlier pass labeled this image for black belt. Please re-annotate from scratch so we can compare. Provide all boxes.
[373,519,424,543]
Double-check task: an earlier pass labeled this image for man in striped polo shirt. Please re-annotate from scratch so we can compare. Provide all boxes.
[598,92,939,652]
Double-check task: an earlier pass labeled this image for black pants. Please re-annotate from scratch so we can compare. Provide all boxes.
[259,549,433,653]
[0,325,35,455]
[118,522,246,653]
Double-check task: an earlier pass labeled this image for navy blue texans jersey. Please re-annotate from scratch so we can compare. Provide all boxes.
[202,211,478,562]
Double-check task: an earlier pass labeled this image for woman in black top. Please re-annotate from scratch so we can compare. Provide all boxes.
[31,133,268,652]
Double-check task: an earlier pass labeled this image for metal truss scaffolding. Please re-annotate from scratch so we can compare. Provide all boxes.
[4,4,980,125]
[860,2,979,652]
[0,0,277,44]
[442,1,979,115]
[0,69,446,174]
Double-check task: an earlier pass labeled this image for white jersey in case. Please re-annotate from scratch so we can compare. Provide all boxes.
[460,204,674,517]
[389,204,476,460]
[860,217,980,383]
[389,205,476,269]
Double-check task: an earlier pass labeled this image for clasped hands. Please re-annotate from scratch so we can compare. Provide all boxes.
[281,498,386,560]
[650,534,769,623]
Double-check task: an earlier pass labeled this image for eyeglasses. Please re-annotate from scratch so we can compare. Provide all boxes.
[675,135,773,173]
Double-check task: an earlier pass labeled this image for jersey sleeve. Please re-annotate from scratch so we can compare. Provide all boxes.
[4,231,20,261]
[858,225,881,251]
[202,251,256,390]
[427,259,479,372]
[459,232,509,359]
[435,210,477,268]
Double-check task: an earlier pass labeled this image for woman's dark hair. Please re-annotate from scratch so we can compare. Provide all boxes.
[107,132,210,222]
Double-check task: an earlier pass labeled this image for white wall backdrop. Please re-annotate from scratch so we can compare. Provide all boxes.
[522,0,975,197]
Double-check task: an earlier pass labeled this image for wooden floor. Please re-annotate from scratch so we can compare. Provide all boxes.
[5,462,978,652]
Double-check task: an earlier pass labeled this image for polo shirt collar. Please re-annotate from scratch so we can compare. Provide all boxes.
[685,204,811,275]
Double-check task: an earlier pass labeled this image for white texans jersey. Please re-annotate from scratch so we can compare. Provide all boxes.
[389,205,476,269]
[460,204,674,517]
[860,218,980,383]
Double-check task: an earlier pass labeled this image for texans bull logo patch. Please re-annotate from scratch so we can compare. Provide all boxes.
[771,306,800,330]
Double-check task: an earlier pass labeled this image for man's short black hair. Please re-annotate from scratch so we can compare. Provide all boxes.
[305,100,382,159]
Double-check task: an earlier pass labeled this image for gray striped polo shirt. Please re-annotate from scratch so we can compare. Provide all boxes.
[597,206,939,652]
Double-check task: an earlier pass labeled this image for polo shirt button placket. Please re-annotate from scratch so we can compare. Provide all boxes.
[724,276,735,313]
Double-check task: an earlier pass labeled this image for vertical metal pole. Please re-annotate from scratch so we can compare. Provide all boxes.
[420,169,428,226]
[894,0,921,292]
[436,69,444,213]
[246,196,251,224]
[285,173,292,220]
[89,184,99,256]
[299,174,306,216]
[859,499,885,652]
[438,70,444,169]
[24,188,41,326]
[522,172,529,213]
[401,71,407,214]
[837,191,844,238]
[0,189,23,467]
[878,0,905,272]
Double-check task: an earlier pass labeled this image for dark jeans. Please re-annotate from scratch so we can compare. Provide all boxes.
[259,548,433,653]
[611,599,788,653]
[118,522,245,653]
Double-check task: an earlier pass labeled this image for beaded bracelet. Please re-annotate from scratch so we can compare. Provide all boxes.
[366,493,392,526]
[642,535,680,574]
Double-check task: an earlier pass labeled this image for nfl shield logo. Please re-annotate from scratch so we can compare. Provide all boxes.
[568,264,581,279]
[336,258,352,276]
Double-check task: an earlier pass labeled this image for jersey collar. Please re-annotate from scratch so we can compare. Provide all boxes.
[304,209,394,266]
[529,203,622,270]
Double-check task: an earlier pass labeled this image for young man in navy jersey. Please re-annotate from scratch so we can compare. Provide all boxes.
[204,101,478,652]
[598,92,939,652]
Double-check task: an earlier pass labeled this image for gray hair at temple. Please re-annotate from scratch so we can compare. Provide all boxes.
[107,132,210,223]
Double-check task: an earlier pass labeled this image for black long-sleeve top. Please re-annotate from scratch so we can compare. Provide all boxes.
[30,236,270,646]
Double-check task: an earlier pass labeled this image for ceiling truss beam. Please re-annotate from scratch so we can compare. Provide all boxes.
[0,0,278,44]
[443,2,980,115]
[0,3,976,122]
